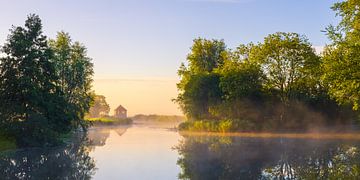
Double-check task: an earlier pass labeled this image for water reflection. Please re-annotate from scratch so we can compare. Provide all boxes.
[87,126,128,147]
[0,134,96,180]
[1,126,359,179]
[176,135,360,180]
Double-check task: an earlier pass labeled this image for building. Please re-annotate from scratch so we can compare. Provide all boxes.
[114,105,127,119]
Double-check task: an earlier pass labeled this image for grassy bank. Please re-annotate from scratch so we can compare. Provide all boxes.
[178,119,360,133]
[178,119,259,133]
[87,116,132,126]
[0,134,16,152]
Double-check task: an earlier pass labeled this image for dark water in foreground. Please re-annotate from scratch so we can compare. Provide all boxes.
[1,123,360,179]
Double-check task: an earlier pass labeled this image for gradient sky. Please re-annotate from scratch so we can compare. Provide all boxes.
[0,0,340,116]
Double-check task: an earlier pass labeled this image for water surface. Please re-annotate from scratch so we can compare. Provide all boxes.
[1,124,360,179]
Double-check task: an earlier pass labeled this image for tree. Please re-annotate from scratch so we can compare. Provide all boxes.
[50,31,94,129]
[179,73,222,120]
[218,44,264,102]
[176,39,227,120]
[0,14,69,146]
[88,95,110,118]
[186,38,227,74]
[323,0,360,110]
[0,15,94,147]
[255,32,319,103]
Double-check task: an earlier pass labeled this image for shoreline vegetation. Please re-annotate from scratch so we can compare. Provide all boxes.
[132,114,185,122]
[179,131,360,140]
[175,1,360,133]
[1,0,360,152]
[177,119,360,133]
[86,116,133,126]
[0,15,94,148]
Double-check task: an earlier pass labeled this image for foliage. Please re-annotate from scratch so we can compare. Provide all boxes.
[176,31,357,131]
[255,32,320,103]
[323,0,360,110]
[185,38,227,74]
[0,14,67,146]
[0,15,94,147]
[178,73,222,120]
[218,59,264,101]
[50,31,94,130]
[175,39,228,120]
[87,95,110,118]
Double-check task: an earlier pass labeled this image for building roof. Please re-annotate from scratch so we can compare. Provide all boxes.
[115,105,127,111]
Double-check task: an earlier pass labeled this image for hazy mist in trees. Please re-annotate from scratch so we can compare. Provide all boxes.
[176,22,359,130]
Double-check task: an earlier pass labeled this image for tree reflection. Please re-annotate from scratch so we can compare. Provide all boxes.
[175,135,360,180]
[87,126,128,148]
[0,134,96,180]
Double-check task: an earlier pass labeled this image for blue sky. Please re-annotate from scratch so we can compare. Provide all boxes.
[0,0,341,115]
[0,0,339,79]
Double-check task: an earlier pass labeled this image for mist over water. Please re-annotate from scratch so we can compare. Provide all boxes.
[1,122,360,179]
[89,125,181,180]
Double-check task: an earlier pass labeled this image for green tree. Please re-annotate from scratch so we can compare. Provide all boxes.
[218,44,264,101]
[50,31,94,129]
[177,73,222,120]
[176,39,227,120]
[323,0,360,110]
[88,95,110,118]
[186,38,227,74]
[0,14,69,146]
[255,32,319,103]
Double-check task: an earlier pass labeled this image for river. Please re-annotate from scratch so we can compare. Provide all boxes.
[1,122,360,179]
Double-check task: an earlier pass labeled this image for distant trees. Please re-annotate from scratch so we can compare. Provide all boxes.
[88,95,110,118]
[0,14,94,147]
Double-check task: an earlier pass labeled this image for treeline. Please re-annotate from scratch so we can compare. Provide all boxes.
[133,114,185,122]
[176,0,360,131]
[0,15,94,147]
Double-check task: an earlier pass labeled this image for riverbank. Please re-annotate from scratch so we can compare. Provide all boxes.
[178,119,258,132]
[179,131,360,140]
[178,119,360,133]
[87,117,132,126]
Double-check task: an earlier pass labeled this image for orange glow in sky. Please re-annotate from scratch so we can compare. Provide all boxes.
[92,78,183,116]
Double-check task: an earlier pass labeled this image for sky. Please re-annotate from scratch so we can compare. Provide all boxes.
[0,0,340,116]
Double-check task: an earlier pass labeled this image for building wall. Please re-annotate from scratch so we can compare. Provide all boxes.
[115,110,127,119]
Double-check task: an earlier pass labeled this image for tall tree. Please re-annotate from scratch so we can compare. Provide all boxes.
[50,32,94,129]
[0,14,68,146]
[186,38,227,74]
[323,0,360,110]
[176,39,227,120]
[255,32,319,103]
